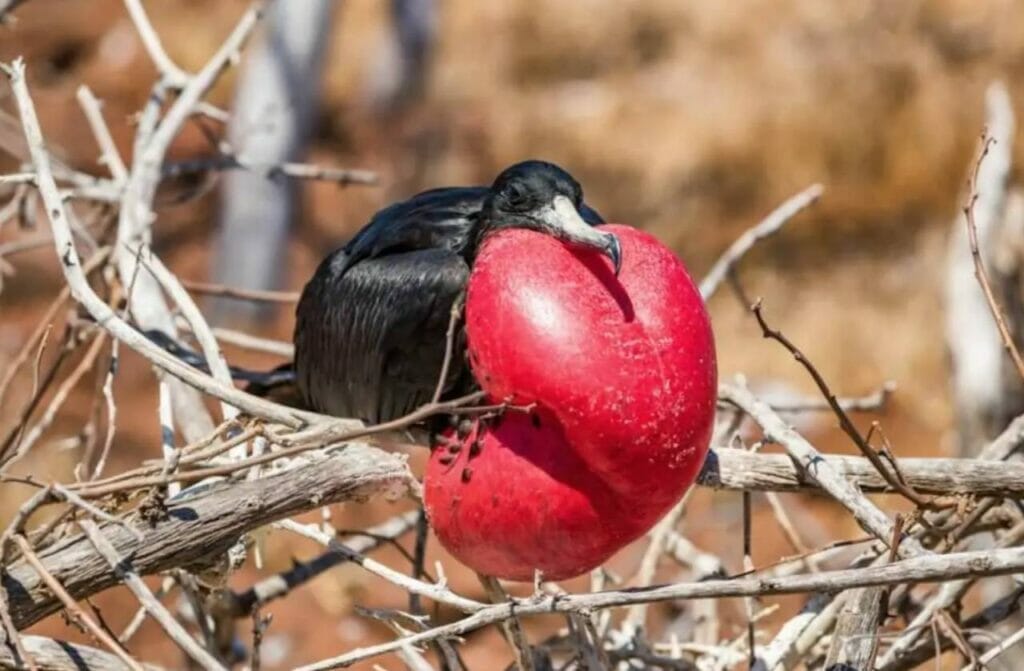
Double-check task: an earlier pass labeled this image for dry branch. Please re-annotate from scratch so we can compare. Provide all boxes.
[4,58,316,429]
[699,447,1024,497]
[719,383,927,557]
[2,8,1023,667]
[3,443,413,629]
[295,542,1024,670]
[0,634,165,671]
[962,103,1024,383]
[699,183,823,299]
[78,519,227,670]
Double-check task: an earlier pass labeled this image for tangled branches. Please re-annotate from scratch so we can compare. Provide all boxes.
[1,3,1024,671]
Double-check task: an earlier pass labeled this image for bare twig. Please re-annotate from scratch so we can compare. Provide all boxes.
[231,510,420,615]
[12,535,143,670]
[753,381,895,414]
[122,0,191,87]
[5,442,413,629]
[878,588,1024,671]
[699,184,823,299]
[0,634,166,671]
[719,382,927,557]
[277,518,485,613]
[75,86,128,184]
[5,331,108,470]
[0,584,35,671]
[962,122,1024,381]
[750,300,937,509]
[114,1,266,445]
[180,279,299,304]
[135,248,238,423]
[79,519,227,670]
[294,541,1024,670]
[5,58,314,429]
[963,621,1024,669]
[623,493,691,634]
[431,292,464,404]
[479,574,536,671]
[163,155,378,186]
[880,520,1024,667]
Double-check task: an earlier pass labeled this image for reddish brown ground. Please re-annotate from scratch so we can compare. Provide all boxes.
[1,1,1022,668]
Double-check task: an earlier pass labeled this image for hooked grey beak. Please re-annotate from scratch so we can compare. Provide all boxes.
[537,195,623,275]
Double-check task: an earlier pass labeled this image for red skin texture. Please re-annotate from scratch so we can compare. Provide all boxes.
[424,225,717,581]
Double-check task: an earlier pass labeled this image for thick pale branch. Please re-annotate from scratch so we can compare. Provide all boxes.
[719,383,927,557]
[297,542,1024,670]
[700,447,1024,497]
[0,634,165,671]
[3,443,413,629]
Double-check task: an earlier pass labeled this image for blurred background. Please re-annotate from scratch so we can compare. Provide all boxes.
[2,0,1024,668]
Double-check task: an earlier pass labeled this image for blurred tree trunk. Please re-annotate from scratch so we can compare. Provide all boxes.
[945,82,1024,457]
[945,81,1024,670]
[370,0,436,112]
[211,0,336,325]
[212,0,437,326]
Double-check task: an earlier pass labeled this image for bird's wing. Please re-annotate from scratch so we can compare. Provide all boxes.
[294,183,605,423]
[294,246,471,424]
[339,186,606,273]
[338,187,488,273]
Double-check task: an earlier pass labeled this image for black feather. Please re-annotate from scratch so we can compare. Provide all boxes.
[294,162,604,424]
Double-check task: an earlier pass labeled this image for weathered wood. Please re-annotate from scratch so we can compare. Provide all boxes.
[719,385,926,558]
[945,81,1022,457]
[699,448,1024,498]
[876,588,1024,671]
[823,587,884,670]
[3,443,412,630]
[0,634,165,671]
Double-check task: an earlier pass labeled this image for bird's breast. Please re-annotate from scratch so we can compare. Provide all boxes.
[425,224,717,581]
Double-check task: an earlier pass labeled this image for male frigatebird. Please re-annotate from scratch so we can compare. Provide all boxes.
[292,160,620,424]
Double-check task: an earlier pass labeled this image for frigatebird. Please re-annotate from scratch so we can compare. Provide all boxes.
[293,160,620,424]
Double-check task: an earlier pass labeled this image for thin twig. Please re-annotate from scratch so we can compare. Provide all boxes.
[479,574,535,671]
[292,541,1024,670]
[162,155,378,186]
[5,58,313,429]
[79,519,227,670]
[699,184,823,299]
[431,292,464,404]
[750,300,938,509]
[122,0,191,87]
[962,131,1024,381]
[0,585,35,671]
[12,535,143,671]
[75,85,128,184]
[232,510,420,615]
[180,279,299,304]
[720,382,928,557]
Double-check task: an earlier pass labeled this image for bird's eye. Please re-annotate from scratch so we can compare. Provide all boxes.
[501,182,533,212]
[507,184,525,203]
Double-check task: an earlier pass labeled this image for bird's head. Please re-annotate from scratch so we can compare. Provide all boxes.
[482,160,621,274]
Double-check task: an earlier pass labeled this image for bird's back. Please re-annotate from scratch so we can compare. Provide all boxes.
[294,178,605,425]
[294,187,482,424]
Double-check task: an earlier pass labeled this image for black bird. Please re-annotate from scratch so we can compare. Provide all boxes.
[293,160,620,425]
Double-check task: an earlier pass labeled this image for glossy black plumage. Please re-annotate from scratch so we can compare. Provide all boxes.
[294,161,607,425]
